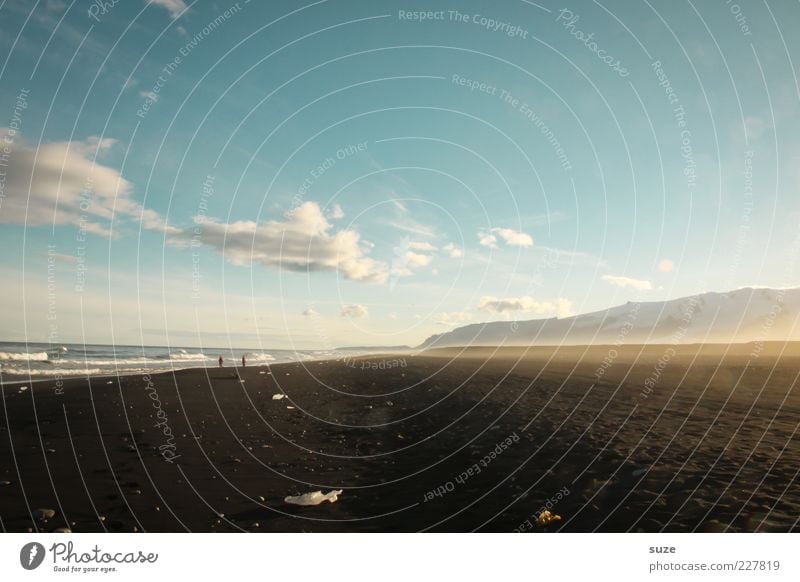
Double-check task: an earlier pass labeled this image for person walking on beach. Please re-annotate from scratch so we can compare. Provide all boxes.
[218,356,223,368]
[242,354,246,367]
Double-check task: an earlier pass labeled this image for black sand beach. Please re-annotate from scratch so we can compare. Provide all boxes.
[1,343,798,532]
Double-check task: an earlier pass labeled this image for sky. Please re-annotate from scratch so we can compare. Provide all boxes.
[1,0,799,349]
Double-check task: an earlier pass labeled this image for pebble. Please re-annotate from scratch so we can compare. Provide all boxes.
[33,508,56,520]
[53,528,72,533]
[0,480,11,486]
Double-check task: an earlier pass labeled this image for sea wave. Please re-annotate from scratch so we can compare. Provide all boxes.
[169,352,211,361]
[53,358,150,366]
[0,351,49,361]
[245,353,275,362]
[2,367,104,376]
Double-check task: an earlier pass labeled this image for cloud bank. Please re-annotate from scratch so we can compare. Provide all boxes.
[192,202,388,283]
[0,131,174,237]
[479,295,574,317]
[478,227,533,248]
[602,275,653,290]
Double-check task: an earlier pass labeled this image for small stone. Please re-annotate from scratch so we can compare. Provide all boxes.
[33,508,56,520]
[53,528,71,533]
[257,495,265,502]
[0,480,11,486]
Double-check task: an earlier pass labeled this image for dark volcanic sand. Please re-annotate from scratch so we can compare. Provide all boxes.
[1,342,798,532]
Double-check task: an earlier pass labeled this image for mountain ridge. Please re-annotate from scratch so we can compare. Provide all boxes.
[418,287,800,349]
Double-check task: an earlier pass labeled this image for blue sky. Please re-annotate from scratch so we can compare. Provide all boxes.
[1,0,799,348]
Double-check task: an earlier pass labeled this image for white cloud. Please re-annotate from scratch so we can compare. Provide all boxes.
[301,308,318,317]
[408,241,436,252]
[391,199,408,213]
[403,251,433,269]
[479,296,574,317]
[492,227,533,247]
[340,304,368,318]
[443,243,464,258]
[389,237,436,282]
[602,275,653,290]
[432,311,473,326]
[0,130,172,237]
[192,202,388,283]
[388,217,437,238]
[478,233,498,248]
[139,90,159,102]
[478,227,533,249]
[327,203,344,220]
[147,0,187,18]
[390,251,433,278]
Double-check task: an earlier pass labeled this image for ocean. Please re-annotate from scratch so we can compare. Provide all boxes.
[0,341,354,382]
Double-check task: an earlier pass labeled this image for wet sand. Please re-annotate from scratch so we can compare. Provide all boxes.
[1,342,798,532]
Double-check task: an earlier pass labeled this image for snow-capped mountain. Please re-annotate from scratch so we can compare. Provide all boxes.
[418,287,800,348]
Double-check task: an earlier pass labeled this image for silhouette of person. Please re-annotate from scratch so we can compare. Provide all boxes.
[242,354,246,367]
[218,356,223,368]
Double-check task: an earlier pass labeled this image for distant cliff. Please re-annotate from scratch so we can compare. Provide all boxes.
[419,287,800,348]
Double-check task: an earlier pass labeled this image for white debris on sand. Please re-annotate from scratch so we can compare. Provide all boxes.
[272,394,286,400]
[284,490,343,506]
